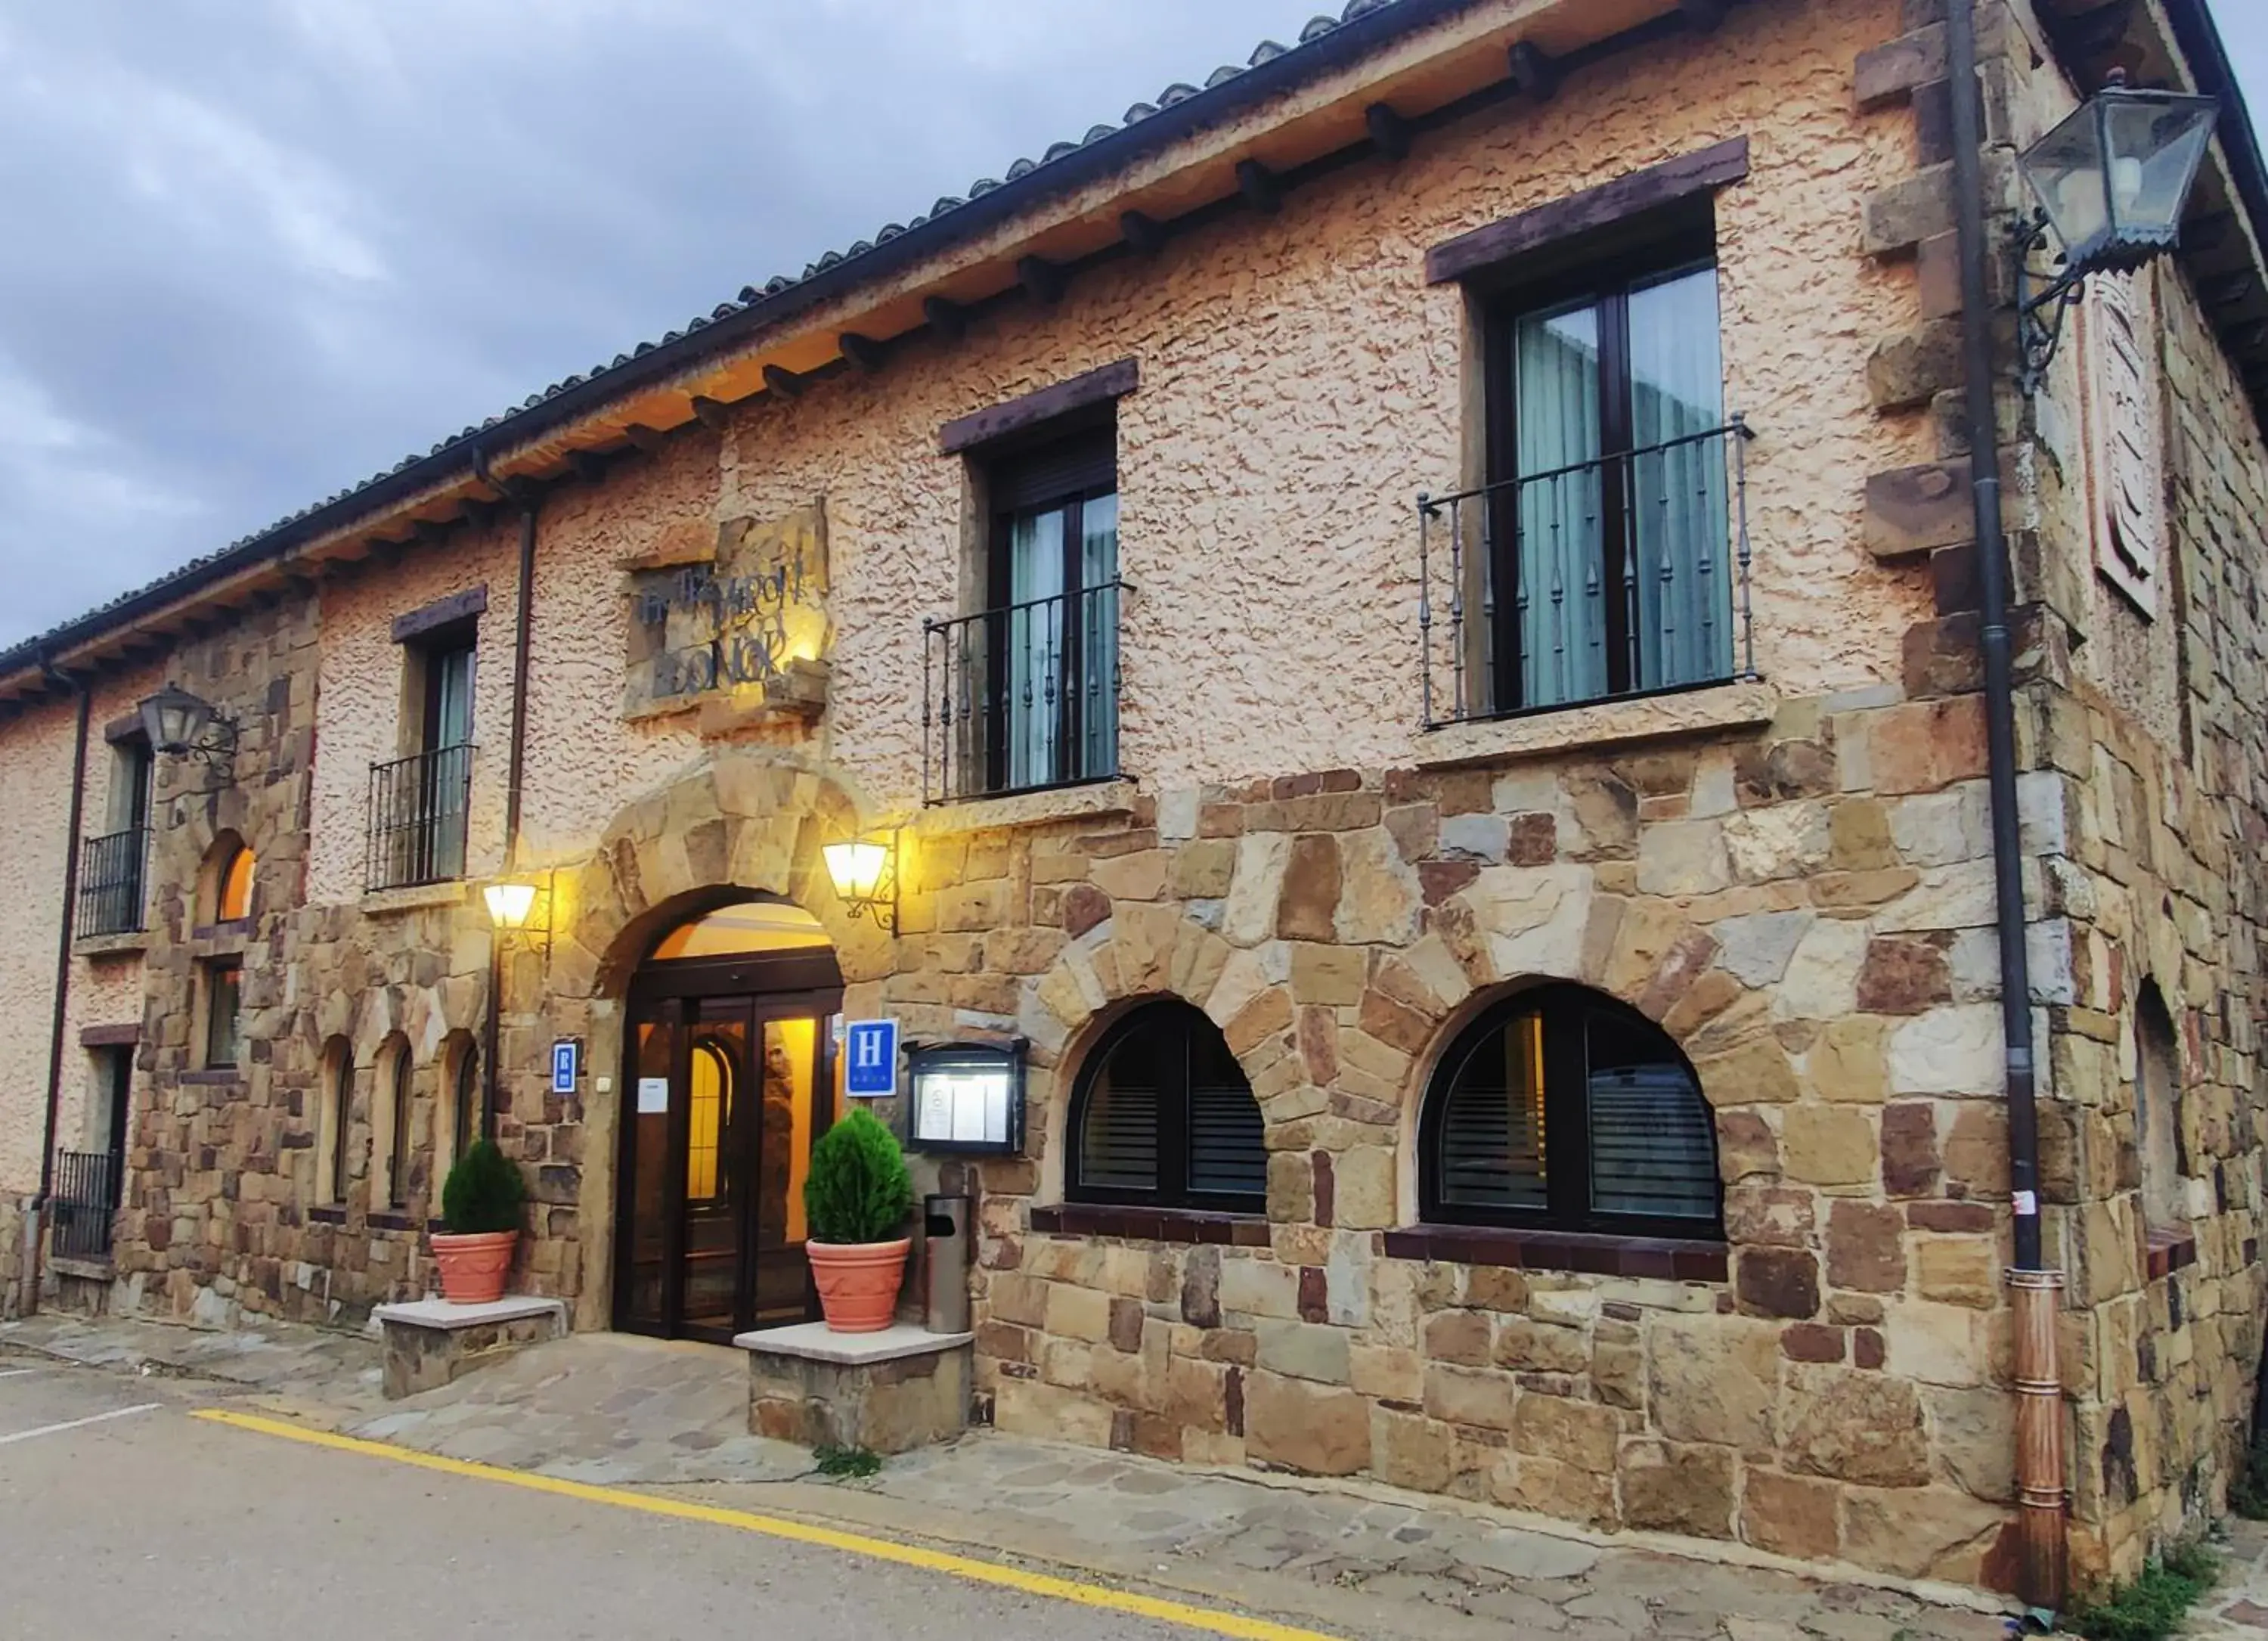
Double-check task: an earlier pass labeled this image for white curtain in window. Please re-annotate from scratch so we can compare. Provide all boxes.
[1625,266,1732,693]
[1514,301,1606,709]
[1079,494,1120,780]
[1006,508,1065,791]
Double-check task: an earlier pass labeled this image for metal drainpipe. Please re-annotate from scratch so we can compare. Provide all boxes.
[29,662,93,1315]
[483,499,539,1142]
[1946,0,2065,1611]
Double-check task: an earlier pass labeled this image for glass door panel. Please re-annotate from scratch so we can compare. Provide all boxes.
[679,1004,749,1341]
[619,1015,678,1334]
[750,1010,826,1328]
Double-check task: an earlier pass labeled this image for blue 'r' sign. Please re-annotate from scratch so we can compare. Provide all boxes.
[843,1019,898,1098]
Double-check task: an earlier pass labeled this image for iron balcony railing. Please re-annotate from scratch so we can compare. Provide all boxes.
[51,1149,120,1262]
[77,827,150,938]
[924,582,1126,803]
[1418,418,1758,729]
[366,743,474,892]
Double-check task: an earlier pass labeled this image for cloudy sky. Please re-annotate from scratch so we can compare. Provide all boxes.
[4,1,2266,650]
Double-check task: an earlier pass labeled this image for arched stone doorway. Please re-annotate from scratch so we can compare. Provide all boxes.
[548,750,892,1335]
[615,895,845,1343]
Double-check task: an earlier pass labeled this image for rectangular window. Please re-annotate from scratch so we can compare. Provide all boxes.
[79,735,153,938]
[1483,250,1734,713]
[204,959,243,1069]
[929,423,1123,801]
[987,430,1120,793]
[369,625,476,889]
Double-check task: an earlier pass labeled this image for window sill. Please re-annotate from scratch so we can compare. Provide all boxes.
[1415,681,1779,770]
[47,1255,114,1282]
[1032,1203,1272,1247]
[74,929,150,960]
[367,1210,423,1234]
[916,779,1139,837]
[362,880,471,917]
[177,1070,243,1088]
[1383,1224,1727,1282]
[2146,1226,2198,1282]
[308,1205,346,1225]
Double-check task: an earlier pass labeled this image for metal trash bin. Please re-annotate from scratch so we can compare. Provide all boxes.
[923,1193,972,1335]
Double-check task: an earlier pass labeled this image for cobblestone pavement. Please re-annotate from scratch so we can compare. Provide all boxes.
[25,1309,2268,1639]
[2190,1518,2268,1637]
[352,1332,810,1484]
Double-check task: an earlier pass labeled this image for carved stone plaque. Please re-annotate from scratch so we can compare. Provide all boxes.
[622,501,830,725]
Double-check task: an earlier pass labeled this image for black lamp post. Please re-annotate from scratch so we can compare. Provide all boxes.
[2014,70,2220,396]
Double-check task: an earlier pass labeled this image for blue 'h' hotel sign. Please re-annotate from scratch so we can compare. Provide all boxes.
[844,1019,898,1098]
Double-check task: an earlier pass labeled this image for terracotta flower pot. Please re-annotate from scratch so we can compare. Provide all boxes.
[806,1238,910,1333]
[431,1230,517,1306]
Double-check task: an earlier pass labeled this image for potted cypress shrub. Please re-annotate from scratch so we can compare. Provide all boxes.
[431,1138,528,1306]
[802,1108,915,1333]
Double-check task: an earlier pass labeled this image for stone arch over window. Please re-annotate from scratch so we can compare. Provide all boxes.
[438,1030,479,1193]
[2135,981,2186,1230]
[199,831,256,926]
[370,1033,416,1212]
[1067,999,1267,1212]
[317,1035,355,1206]
[1417,982,1723,1238]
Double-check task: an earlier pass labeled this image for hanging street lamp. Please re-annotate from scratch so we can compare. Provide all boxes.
[2013,69,2220,396]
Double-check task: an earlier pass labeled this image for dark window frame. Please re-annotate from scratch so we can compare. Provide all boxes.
[1418,983,1724,1242]
[1066,1000,1266,1215]
[978,421,1121,796]
[328,1048,355,1206]
[388,1047,414,1211]
[1476,203,1728,715]
[203,958,244,1070]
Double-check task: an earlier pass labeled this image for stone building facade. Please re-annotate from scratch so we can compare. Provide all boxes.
[2,0,2265,1598]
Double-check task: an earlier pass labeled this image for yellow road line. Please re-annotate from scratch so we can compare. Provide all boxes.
[194,1409,1341,1641]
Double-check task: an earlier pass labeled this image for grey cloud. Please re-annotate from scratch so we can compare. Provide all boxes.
[0,0,1318,643]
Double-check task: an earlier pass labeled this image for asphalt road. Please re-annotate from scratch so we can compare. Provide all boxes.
[0,1361,1239,1641]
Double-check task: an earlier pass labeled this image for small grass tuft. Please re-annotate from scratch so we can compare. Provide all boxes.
[812,1444,881,1480]
[2062,1536,2220,1641]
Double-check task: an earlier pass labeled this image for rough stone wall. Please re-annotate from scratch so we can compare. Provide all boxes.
[0,697,77,1198]
[2028,234,2268,1580]
[905,727,2037,1590]
[305,522,519,905]
[491,0,1924,857]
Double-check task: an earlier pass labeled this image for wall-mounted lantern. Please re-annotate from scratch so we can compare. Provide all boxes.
[2015,70,2220,396]
[137,682,239,789]
[907,1041,1024,1156]
[823,830,900,932]
[482,870,554,957]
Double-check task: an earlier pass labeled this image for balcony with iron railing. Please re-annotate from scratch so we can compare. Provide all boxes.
[1418,419,1757,728]
[50,1149,120,1262]
[924,582,1126,803]
[366,743,474,892]
[77,827,150,939]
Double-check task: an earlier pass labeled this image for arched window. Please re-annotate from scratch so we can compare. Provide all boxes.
[2136,983,2186,1230]
[215,840,255,923]
[370,1035,414,1211]
[318,1038,354,1205]
[436,1031,479,1191]
[1068,1001,1266,1212]
[1421,984,1721,1237]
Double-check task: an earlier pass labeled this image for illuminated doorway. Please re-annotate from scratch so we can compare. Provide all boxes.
[615,897,844,1343]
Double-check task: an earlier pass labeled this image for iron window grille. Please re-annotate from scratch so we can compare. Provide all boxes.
[924,582,1126,802]
[49,1149,120,1261]
[77,827,151,938]
[365,743,474,891]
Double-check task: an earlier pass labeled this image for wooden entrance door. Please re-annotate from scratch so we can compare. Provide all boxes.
[615,929,842,1344]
